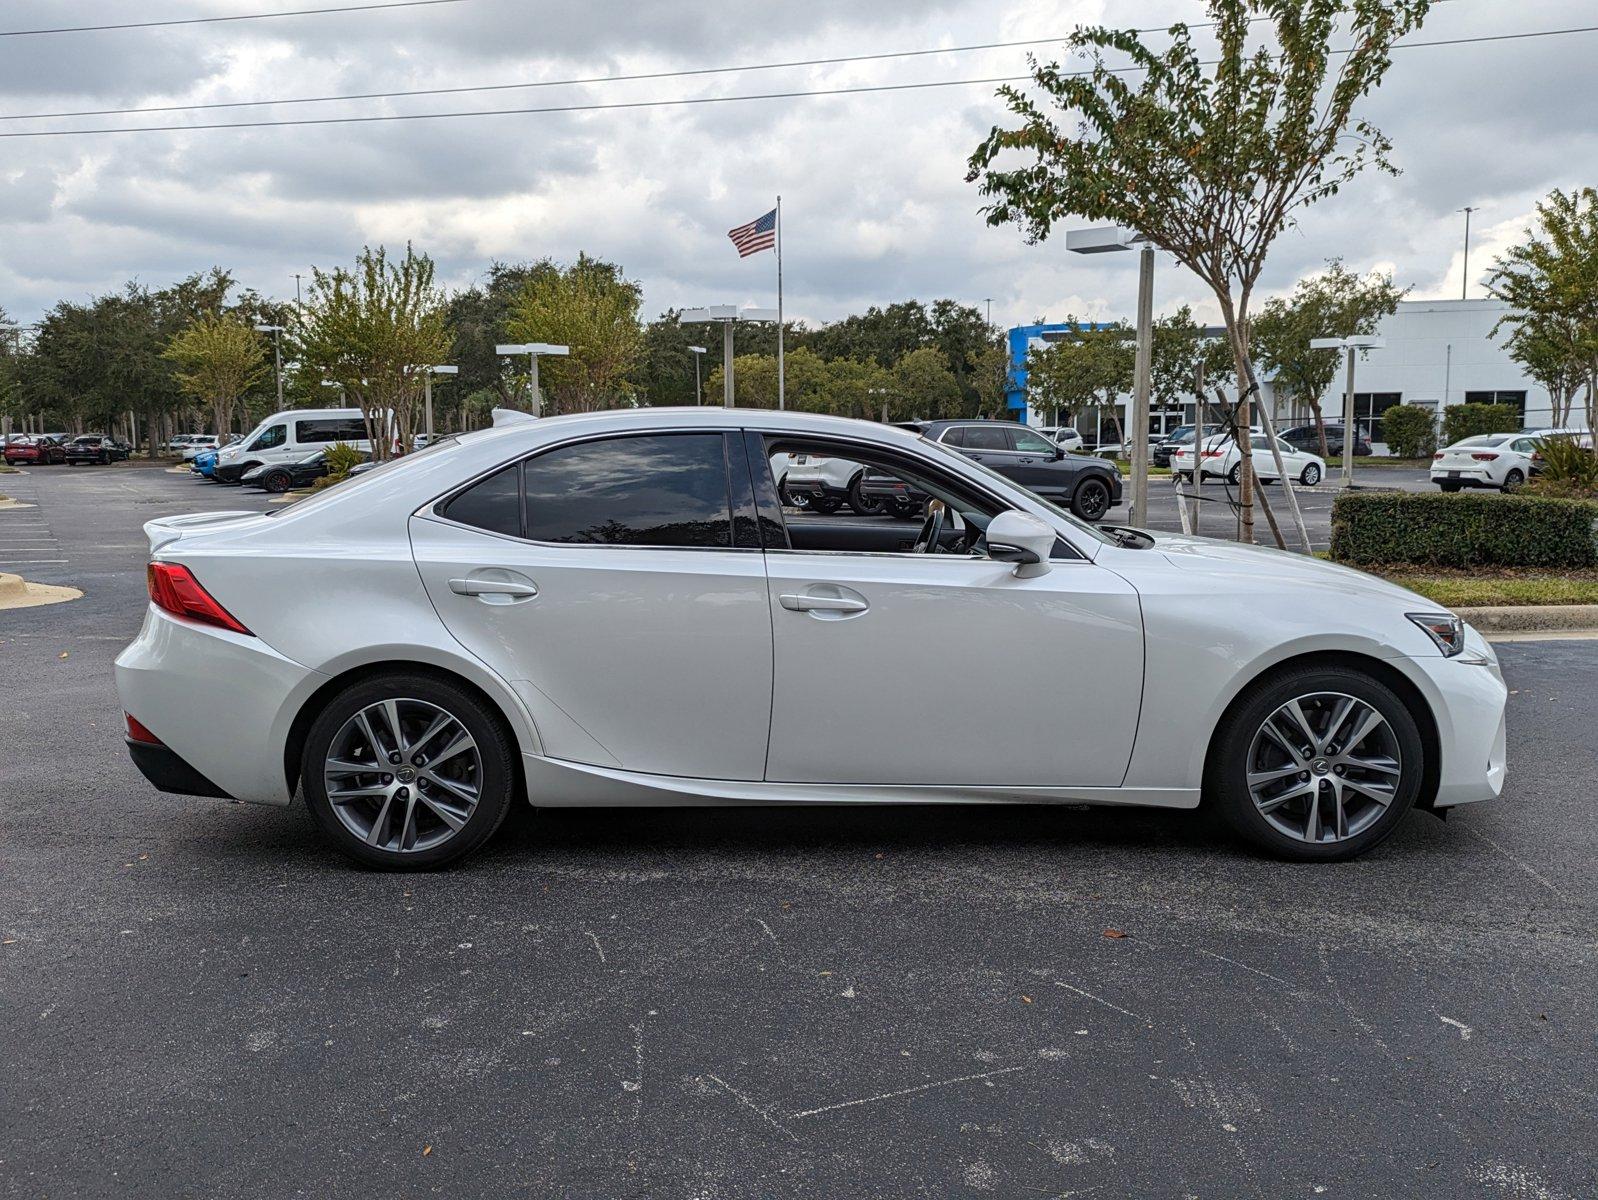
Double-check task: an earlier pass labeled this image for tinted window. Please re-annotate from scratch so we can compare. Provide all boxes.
[250,425,286,451]
[940,426,967,448]
[961,426,1011,451]
[440,463,521,537]
[296,417,367,444]
[1012,429,1054,454]
[523,434,732,548]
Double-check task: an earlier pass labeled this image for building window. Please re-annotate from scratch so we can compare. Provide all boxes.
[1463,390,1527,422]
[1353,392,1402,443]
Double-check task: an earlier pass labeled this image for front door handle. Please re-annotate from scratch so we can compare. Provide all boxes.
[450,577,538,598]
[779,593,867,614]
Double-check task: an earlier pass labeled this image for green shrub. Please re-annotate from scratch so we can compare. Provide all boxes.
[1441,403,1521,447]
[1380,404,1436,459]
[1330,491,1598,568]
[323,441,365,477]
[1526,436,1598,499]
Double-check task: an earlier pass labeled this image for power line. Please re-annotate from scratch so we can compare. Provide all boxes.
[0,0,468,38]
[1,21,1591,139]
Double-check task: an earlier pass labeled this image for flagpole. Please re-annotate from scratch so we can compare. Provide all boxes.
[776,195,785,410]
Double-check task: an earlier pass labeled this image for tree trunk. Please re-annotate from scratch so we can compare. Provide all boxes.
[1311,399,1329,458]
[1217,296,1255,544]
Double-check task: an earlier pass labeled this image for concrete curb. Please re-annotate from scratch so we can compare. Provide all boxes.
[1453,604,1598,634]
[0,572,82,610]
[0,497,37,510]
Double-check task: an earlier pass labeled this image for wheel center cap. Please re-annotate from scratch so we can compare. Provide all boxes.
[396,766,416,783]
[1311,759,1331,776]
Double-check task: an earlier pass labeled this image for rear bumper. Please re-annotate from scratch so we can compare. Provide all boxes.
[125,738,233,800]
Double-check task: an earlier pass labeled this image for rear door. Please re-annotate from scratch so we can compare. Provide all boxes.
[410,431,775,781]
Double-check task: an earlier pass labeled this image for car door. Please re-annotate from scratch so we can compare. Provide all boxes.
[409,430,775,781]
[1008,426,1069,494]
[760,440,1144,788]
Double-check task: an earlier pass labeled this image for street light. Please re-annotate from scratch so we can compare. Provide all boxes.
[253,324,285,409]
[495,342,569,416]
[679,307,778,407]
[1067,226,1155,527]
[688,345,707,406]
[423,365,457,442]
[1310,335,1387,487]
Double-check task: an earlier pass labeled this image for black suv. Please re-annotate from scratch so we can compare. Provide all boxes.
[1280,423,1371,457]
[864,420,1123,521]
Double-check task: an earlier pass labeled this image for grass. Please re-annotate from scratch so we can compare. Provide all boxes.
[1355,457,1432,469]
[1369,566,1598,608]
[1110,458,1172,476]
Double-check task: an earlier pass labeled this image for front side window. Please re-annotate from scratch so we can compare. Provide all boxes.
[523,434,732,548]
[250,425,286,451]
[1012,429,1055,454]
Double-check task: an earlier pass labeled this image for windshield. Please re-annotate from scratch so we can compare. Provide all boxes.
[917,435,1119,547]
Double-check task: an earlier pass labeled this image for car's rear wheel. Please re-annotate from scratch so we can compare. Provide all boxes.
[847,476,886,516]
[1227,462,1243,485]
[302,674,516,870]
[1070,477,1112,521]
[1208,666,1422,862]
[777,475,810,511]
[1502,468,1525,492]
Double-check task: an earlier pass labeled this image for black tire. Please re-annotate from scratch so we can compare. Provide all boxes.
[1207,665,1423,862]
[1070,476,1112,521]
[1438,481,1462,493]
[263,471,292,494]
[301,673,517,870]
[1227,462,1243,485]
[888,497,922,520]
[1502,468,1525,492]
[811,495,842,515]
[1300,463,1322,486]
[847,475,886,516]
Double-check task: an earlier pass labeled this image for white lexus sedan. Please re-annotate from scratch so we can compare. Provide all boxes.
[116,408,1507,869]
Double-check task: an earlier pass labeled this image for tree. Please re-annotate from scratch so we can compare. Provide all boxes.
[886,347,964,421]
[1251,261,1406,455]
[1489,187,1598,433]
[504,254,643,414]
[446,262,544,408]
[163,313,268,440]
[295,244,451,458]
[970,339,1011,419]
[1024,322,1133,439]
[1149,306,1207,409]
[968,0,1430,542]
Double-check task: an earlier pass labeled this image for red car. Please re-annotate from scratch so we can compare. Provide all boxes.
[3,435,68,466]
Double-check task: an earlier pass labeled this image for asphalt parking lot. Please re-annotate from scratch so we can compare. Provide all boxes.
[3,463,1595,1199]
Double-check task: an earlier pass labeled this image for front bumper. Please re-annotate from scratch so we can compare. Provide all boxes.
[1402,627,1509,808]
[212,461,248,484]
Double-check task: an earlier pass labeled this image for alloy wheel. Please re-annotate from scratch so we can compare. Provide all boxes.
[322,697,482,854]
[1245,691,1402,844]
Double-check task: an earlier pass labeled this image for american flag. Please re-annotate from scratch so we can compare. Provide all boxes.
[728,208,777,258]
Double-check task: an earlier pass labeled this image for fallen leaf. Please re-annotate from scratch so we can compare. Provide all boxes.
[58,651,69,660]
[1021,995,1033,1004]
[422,1145,432,1157]
[1103,928,1128,940]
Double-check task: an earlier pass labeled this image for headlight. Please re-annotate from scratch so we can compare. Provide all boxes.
[1407,612,1465,657]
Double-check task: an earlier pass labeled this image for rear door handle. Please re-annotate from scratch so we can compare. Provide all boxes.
[449,577,538,598]
[779,593,867,614]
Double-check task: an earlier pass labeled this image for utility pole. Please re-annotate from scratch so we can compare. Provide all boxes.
[1459,207,1476,300]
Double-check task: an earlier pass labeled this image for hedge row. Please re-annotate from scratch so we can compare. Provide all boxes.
[1330,491,1598,568]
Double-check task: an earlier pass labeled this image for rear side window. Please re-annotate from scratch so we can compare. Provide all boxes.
[523,434,732,548]
[440,463,522,537]
[961,426,1011,451]
[296,417,367,444]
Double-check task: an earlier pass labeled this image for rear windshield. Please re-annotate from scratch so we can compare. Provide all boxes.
[1452,435,1513,448]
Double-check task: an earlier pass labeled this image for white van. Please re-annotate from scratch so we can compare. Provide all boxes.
[211,408,381,485]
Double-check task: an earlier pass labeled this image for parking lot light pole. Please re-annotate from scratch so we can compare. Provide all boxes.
[1310,335,1386,488]
[253,324,285,410]
[495,343,569,416]
[1066,226,1155,527]
[424,365,457,442]
[679,308,778,407]
[688,346,707,405]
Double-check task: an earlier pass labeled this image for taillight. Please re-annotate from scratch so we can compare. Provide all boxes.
[1471,452,1499,461]
[125,713,162,744]
[1202,450,1223,458]
[147,562,252,634]
[1433,452,1445,460]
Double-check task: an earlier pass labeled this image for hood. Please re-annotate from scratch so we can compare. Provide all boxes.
[1148,532,1438,609]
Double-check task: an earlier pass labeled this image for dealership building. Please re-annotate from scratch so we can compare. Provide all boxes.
[1006,298,1574,451]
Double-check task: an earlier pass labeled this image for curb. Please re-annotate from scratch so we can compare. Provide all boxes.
[1452,603,1598,634]
[0,572,82,610]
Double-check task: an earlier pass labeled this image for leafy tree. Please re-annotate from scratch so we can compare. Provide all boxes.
[805,299,996,407]
[1442,403,1521,447]
[1489,187,1598,432]
[1379,404,1436,459]
[1150,306,1209,409]
[636,311,712,407]
[295,244,451,458]
[1024,322,1133,439]
[887,347,964,421]
[446,262,543,408]
[1251,261,1406,455]
[504,254,643,414]
[968,0,1430,541]
[970,339,1011,419]
[163,313,269,440]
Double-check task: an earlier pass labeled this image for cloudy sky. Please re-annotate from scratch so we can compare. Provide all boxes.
[1,0,1594,332]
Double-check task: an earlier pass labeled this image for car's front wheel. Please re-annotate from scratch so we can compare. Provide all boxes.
[262,471,292,494]
[301,673,517,869]
[1208,666,1423,862]
[1300,463,1322,486]
[1071,476,1112,521]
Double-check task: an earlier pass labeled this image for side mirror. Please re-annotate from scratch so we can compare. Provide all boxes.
[1051,445,1065,460]
[986,511,1054,578]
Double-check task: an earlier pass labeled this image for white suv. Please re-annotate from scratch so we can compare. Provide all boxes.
[777,452,880,514]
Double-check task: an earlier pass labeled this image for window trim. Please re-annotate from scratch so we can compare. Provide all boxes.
[428,429,754,554]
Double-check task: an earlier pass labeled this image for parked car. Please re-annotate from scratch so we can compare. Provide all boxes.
[1152,426,1197,468]
[1092,434,1163,461]
[181,435,223,461]
[778,452,879,514]
[1034,426,1086,452]
[1430,429,1581,492]
[64,435,131,466]
[117,408,1507,869]
[878,419,1124,521]
[168,434,201,454]
[240,449,364,493]
[1280,423,1372,458]
[212,408,376,484]
[190,448,220,478]
[3,435,67,466]
[1172,432,1326,486]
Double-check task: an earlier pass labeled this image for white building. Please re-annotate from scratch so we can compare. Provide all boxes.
[1020,298,1577,451]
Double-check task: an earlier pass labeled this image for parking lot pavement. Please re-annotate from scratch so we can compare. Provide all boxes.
[4,465,1596,1199]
